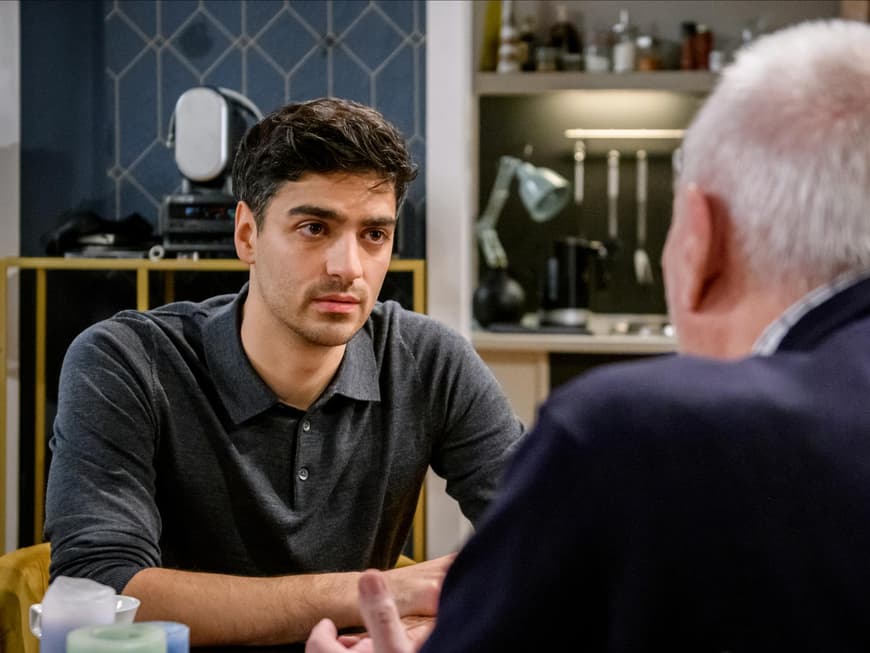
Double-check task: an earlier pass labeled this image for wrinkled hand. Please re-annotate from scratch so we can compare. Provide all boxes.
[347,614,434,648]
[394,615,435,646]
[306,570,420,653]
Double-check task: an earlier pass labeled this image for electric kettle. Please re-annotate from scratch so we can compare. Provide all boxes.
[539,236,608,329]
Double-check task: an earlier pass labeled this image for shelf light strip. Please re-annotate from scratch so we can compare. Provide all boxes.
[564,128,685,140]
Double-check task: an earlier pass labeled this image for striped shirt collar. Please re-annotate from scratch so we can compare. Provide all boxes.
[752,268,870,356]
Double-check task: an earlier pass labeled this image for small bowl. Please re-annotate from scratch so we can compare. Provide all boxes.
[29,595,141,638]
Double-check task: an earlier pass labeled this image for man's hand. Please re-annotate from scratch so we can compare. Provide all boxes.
[306,570,422,653]
[382,553,455,618]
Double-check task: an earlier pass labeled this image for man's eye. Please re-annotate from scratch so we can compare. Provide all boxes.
[302,223,324,236]
[367,229,387,242]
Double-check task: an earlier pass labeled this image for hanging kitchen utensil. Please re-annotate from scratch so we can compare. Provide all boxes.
[672,146,682,186]
[606,149,621,255]
[573,140,585,206]
[634,149,654,285]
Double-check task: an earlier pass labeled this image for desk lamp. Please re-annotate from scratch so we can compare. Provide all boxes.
[474,155,570,327]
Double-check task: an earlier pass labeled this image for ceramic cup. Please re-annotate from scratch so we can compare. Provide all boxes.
[30,595,141,639]
[31,577,118,653]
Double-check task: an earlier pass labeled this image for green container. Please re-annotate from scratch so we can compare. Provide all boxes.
[66,623,166,653]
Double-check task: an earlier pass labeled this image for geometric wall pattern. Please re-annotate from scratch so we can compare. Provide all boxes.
[103,0,426,257]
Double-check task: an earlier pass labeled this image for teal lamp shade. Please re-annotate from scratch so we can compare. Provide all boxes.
[67,623,166,653]
[473,154,570,327]
[515,162,570,223]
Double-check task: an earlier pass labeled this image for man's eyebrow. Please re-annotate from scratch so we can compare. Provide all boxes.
[363,216,398,227]
[287,205,340,220]
[286,205,396,227]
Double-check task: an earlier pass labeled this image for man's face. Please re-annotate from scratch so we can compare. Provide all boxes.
[242,171,397,348]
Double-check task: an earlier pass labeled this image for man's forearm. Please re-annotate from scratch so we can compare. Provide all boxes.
[124,567,363,645]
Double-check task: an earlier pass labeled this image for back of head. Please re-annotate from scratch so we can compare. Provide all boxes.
[679,19,870,290]
[231,97,417,228]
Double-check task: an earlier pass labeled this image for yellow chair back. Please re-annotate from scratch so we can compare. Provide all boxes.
[0,542,50,653]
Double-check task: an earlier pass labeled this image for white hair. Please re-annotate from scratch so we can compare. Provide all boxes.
[679,19,870,289]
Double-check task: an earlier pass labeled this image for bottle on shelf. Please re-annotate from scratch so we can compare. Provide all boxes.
[680,21,697,70]
[635,33,662,71]
[549,3,582,70]
[611,9,636,73]
[496,0,521,74]
[708,49,725,72]
[693,24,713,70]
[517,15,538,72]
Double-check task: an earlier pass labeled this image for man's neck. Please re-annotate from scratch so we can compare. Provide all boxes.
[679,277,799,360]
[240,309,347,412]
[263,344,346,411]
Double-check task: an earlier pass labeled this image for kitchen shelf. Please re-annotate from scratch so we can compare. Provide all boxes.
[472,324,675,426]
[473,330,676,355]
[474,70,718,95]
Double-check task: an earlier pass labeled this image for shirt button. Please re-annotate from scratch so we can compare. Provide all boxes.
[302,420,311,432]
[298,467,309,481]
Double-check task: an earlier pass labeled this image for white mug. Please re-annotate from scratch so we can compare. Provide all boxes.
[29,595,141,638]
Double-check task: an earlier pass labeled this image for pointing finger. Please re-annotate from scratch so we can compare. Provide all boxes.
[358,569,415,653]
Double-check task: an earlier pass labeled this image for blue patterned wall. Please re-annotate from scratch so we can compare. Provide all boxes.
[103,0,426,257]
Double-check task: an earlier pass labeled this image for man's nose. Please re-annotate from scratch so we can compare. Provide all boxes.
[325,234,364,282]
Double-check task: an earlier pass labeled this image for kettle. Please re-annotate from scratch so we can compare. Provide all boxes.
[539,237,608,329]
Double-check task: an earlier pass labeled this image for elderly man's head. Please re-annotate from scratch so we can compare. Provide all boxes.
[662,19,870,358]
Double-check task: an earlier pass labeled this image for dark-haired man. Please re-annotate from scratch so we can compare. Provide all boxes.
[45,98,524,646]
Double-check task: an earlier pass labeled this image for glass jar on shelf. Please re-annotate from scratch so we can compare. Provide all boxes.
[635,34,662,71]
[611,9,637,72]
[584,29,610,73]
[535,45,559,72]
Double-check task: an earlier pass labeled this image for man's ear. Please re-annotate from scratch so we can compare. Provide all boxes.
[234,201,256,264]
[679,184,723,311]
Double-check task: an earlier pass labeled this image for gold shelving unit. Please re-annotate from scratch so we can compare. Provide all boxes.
[1,256,426,561]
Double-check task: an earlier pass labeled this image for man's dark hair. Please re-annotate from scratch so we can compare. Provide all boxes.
[231,97,418,229]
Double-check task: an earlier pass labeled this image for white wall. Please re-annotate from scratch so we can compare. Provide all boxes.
[424,0,477,557]
[0,0,21,552]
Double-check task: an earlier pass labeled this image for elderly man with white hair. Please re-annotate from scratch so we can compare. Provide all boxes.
[308,18,870,653]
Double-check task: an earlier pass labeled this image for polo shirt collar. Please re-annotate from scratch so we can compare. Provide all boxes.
[203,285,276,424]
[203,285,381,424]
[752,269,870,355]
[324,322,381,404]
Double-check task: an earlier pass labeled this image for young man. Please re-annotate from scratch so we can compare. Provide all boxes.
[45,98,525,645]
[307,19,870,653]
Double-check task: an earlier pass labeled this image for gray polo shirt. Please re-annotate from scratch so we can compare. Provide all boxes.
[45,287,525,593]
